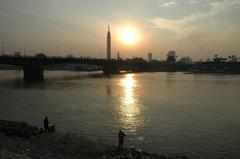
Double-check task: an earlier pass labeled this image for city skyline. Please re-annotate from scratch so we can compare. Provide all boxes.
[0,0,240,60]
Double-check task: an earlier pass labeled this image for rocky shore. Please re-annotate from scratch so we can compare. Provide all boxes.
[0,120,191,159]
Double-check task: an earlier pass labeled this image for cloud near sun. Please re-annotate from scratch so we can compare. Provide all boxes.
[150,0,240,37]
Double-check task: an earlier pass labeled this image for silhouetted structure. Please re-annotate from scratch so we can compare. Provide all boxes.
[191,55,240,73]
[148,53,152,62]
[1,41,5,55]
[35,53,47,59]
[193,61,240,73]
[179,56,193,64]
[167,51,177,63]
[107,25,111,60]
[117,52,120,60]
[228,55,238,62]
[0,56,121,81]
[0,55,193,81]
[14,51,22,57]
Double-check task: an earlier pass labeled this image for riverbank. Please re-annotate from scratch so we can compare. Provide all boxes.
[0,120,191,159]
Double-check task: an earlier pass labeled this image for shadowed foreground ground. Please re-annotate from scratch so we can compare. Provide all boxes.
[0,120,191,159]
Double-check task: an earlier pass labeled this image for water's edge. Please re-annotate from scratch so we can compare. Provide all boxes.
[0,119,191,159]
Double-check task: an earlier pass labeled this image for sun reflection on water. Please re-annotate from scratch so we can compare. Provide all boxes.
[119,74,143,132]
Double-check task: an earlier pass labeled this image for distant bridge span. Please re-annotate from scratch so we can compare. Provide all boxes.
[0,56,118,66]
[0,56,150,81]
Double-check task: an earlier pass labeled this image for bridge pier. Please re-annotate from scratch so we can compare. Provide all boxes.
[103,62,120,74]
[23,66,44,82]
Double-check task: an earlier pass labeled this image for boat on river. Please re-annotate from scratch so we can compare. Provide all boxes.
[190,61,240,74]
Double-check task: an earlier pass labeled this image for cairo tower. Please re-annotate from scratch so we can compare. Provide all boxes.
[107,25,111,60]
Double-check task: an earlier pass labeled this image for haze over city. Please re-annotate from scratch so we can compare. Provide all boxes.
[1,0,240,60]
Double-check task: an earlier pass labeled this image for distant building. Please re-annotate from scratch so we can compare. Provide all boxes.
[179,56,193,64]
[66,54,74,59]
[107,25,111,60]
[126,57,146,63]
[167,51,177,63]
[167,51,176,58]
[14,51,22,57]
[117,52,120,60]
[205,58,211,62]
[212,54,228,62]
[228,55,238,62]
[35,53,47,59]
[148,53,152,62]
[1,41,5,55]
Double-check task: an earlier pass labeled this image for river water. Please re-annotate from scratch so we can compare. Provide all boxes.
[0,70,239,158]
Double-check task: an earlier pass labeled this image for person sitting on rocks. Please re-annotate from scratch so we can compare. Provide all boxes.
[43,116,49,133]
[48,125,55,133]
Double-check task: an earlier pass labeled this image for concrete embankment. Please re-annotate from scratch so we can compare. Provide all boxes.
[0,120,191,159]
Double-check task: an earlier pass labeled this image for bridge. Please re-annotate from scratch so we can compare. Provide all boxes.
[0,56,153,81]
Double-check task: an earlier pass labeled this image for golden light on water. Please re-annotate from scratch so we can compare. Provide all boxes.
[119,74,142,132]
[121,74,135,106]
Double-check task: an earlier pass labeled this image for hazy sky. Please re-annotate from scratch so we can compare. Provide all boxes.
[0,0,240,60]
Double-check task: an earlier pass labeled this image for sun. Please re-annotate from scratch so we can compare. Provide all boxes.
[122,29,136,44]
[119,26,140,45]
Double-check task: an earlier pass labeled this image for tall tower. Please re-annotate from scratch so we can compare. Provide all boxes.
[107,25,111,60]
[2,41,5,55]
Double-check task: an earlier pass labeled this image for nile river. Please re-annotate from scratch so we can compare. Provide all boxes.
[0,70,240,158]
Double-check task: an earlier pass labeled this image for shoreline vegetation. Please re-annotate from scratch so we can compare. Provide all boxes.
[0,120,191,159]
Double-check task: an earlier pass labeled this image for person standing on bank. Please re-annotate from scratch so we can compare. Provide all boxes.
[44,116,49,133]
[118,130,126,152]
